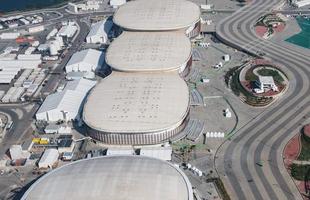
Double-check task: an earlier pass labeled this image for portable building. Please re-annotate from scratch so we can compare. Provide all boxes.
[86,19,113,44]
[36,79,96,122]
[28,25,44,33]
[65,49,104,73]
[38,149,59,169]
[110,0,127,8]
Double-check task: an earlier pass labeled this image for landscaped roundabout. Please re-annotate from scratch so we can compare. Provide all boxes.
[225,59,288,107]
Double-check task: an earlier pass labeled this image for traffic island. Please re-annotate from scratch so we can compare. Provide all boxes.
[255,13,286,39]
[225,59,288,107]
[283,124,310,199]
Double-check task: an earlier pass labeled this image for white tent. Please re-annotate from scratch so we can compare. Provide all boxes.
[9,145,30,160]
[110,0,126,8]
[36,78,96,122]
[86,19,113,44]
[38,149,59,169]
[65,49,105,73]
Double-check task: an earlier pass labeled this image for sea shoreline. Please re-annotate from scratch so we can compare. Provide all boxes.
[0,0,75,15]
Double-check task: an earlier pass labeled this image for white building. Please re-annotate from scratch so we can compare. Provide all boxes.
[65,49,105,73]
[0,32,20,40]
[9,145,30,160]
[86,19,113,44]
[57,23,78,38]
[38,149,59,169]
[36,78,96,122]
[19,18,30,25]
[0,68,21,84]
[0,59,42,71]
[68,1,101,13]
[223,54,230,62]
[110,0,127,8]
[255,76,278,93]
[28,25,44,33]
[46,28,58,40]
[68,3,79,13]
[292,0,310,7]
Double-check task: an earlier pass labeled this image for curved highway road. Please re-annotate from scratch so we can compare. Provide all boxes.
[215,0,310,199]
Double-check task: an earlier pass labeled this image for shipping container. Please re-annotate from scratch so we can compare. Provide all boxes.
[28,25,44,33]
[17,54,41,60]
[0,32,20,39]
[24,47,36,55]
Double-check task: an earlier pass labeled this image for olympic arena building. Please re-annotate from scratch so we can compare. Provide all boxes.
[21,156,193,200]
[83,72,190,145]
[106,31,192,76]
[113,0,201,38]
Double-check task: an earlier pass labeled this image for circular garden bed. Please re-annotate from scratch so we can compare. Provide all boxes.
[225,59,288,107]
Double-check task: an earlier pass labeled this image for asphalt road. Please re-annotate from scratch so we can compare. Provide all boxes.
[215,0,310,200]
[0,104,38,158]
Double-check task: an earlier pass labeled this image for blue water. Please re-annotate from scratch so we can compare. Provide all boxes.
[0,0,68,13]
[286,17,310,49]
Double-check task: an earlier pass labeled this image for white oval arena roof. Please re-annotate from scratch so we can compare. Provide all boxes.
[113,0,200,31]
[21,156,193,200]
[83,72,189,133]
[106,31,192,72]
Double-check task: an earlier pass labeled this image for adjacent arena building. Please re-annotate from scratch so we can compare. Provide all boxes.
[21,156,193,200]
[83,72,190,145]
[106,31,192,76]
[113,0,201,38]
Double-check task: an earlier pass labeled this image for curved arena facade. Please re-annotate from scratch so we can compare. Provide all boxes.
[21,156,193,200]
[106,31,193,77]
[83,72,190,145]
[113,0,201,38]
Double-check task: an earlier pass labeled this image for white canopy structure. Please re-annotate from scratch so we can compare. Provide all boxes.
[86,19,113,44]
[65,49,105,73]
[36,78,96,122]
[38,149,59,169]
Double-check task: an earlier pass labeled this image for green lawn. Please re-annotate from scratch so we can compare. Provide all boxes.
[228,68,272,106]
[245,69,258,82]
[298,134,310,161]
[257,68,284,83]
[291,163,310,181]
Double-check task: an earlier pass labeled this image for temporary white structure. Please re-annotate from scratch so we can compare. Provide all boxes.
[292,0,310,7]
[36,78,96,122]
[86,19,113,44]
[57,24,77,38]
[65,49,104,73]
[9,145,30,160]
[110,0,126,8]
[38,149,59,169]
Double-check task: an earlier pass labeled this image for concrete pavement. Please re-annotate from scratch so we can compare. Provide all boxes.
[214,0,310,199]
